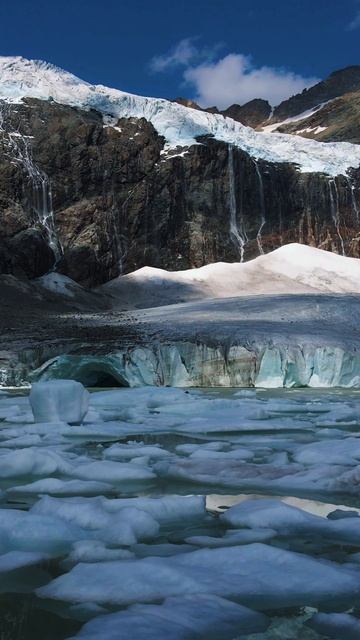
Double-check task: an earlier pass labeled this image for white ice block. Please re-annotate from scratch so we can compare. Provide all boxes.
[30,380,89,425]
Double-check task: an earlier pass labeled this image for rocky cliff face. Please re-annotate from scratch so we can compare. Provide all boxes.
[270,91,360,144]
[273,66,360,121]
[0,95,360,286]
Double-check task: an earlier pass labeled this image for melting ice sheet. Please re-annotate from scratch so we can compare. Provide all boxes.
[1,386,360,638]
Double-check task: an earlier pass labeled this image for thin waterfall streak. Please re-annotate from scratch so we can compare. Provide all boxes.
[0,102,62,267]
[228,145,246,262]
[116,234,127,275]
[329,179,345,256]
[346,177,359,226]
[253,159,266,255]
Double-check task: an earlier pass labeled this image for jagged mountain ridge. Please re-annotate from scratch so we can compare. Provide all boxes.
[174,97,272,128]
[0,56,359,286]
[175,66,360,142]
[273,66,360,121]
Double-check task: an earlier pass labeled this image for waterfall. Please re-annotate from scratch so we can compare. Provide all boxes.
[346,177,359,226]
[228,145,246,261]
[253,159,266,255]
[0,103,62,266]
[32,173,62,264]
[329,179,345,255]
[116,233,127,275]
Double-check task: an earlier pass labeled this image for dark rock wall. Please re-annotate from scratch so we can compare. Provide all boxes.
[0,98,359,286]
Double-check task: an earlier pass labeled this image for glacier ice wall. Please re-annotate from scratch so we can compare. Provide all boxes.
[30,342,360,389]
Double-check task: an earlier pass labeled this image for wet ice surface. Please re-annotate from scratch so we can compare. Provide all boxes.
[1,386,360,639]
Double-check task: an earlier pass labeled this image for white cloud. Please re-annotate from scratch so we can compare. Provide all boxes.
[149,37,222,73]
[347,11,360,29]
[184,54,319,108]
[149,38,200,72]
[149,40,319,108]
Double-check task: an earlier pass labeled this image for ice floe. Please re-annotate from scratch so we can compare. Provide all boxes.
[1,385,360,638]
[30,380,89,424]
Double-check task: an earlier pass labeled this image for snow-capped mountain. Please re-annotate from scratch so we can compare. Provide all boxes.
[1,56,360,175]
[0,55,359,285]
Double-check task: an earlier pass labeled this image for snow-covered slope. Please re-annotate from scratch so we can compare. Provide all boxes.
[101,243,360,309]
[261,101,334,133]
[1,56,360,175]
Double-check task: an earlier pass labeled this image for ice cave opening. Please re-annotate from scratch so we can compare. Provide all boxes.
[67,365,128,388]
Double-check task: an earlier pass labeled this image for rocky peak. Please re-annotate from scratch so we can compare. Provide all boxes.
[222,99,272,127]
[172,97,203,111]
[273,65,360,121]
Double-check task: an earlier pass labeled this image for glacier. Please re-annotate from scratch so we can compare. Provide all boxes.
[1,56,360,175]
[30,286,360,390]
[31,342,360,389]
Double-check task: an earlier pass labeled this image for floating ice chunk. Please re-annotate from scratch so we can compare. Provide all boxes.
[100,507,160,546]
[66,540,133,564]
[221,498,360,546]
[32,495,207,531]
[29,380,89,424]
[221,498,318,530]
[185,528,276,547]
[71,594,269,640]
[0,434,42,448]
[66,460,156,484]
[0,448,71,478]
[7,478,114,497]
[0,550,49,573]
[307,612,360,640]
[176,442,226,455]
[0,509,83,554]
[31,496,160,546]
[104,443,171,461]
[32,496,113,529]
[37,543,360,609]
[106,495,208,525]
[189,447,254,461]
[294,438,360,466]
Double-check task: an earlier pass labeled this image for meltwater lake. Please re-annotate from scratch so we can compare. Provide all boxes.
[1,386,360,640]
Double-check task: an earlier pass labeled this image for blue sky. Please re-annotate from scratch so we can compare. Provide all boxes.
[0,0,359,107]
